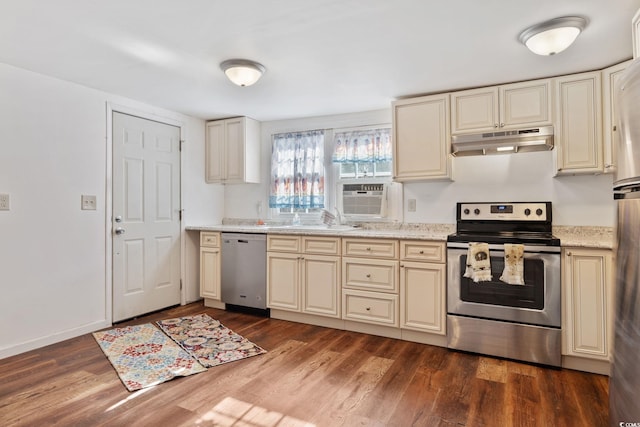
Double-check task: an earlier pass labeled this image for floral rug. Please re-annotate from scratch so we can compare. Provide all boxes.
[93,323,206,391]
[156,313,267,367]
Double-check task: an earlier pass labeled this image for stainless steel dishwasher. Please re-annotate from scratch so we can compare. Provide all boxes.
[221,233,267,311]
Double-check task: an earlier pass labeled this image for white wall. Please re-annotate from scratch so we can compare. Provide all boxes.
[0,62,221,358]
[224,110,615,227]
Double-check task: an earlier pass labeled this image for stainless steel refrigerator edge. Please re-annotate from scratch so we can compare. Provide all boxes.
[610,58,640,426]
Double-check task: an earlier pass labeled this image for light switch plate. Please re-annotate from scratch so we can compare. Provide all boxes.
[0,193,9,211]
[81,195,97,210]
[408,198,416,212]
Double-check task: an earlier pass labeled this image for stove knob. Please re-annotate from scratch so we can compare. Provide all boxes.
[536,208,543,216]
[463,208,470,215]
[474,208,480,215]
[524,208,531,216]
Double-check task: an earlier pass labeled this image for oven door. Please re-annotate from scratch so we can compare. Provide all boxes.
[447,242,561,328]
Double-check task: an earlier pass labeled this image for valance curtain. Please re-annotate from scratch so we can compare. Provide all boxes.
[269,130,325,209]
[332,128,392,163]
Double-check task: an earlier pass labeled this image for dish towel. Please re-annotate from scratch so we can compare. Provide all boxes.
[463,242,492,282]
[500,243,525,285]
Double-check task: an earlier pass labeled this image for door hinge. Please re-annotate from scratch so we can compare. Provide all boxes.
[180,140,185,152]
[180,279,183,290]
[179,209,183,221]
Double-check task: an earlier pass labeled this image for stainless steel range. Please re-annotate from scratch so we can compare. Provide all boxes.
[446,202,562,366]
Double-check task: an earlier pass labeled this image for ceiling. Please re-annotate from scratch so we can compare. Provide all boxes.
[1,0,639,122]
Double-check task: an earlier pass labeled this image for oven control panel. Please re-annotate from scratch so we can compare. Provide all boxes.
[458,202,550,221]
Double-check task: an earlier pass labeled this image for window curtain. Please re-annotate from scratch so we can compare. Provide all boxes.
[269,130,325,209]
[332,128,392,163]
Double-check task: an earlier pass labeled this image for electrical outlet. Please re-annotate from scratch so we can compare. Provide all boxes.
[408,198,416,212]
[81,195,97,210]
[0,193,9,211]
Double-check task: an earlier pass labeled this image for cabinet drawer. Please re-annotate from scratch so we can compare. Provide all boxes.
[342,289,398,327]
[400,241,445,263]
[303,236,341,256]
[267,235,301,252]
[342,238,398,258]
[342,257,398,293]
[200,231,221,247]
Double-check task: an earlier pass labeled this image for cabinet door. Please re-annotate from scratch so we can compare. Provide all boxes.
[555,72,603,174]
[267,252,300,311]
[400,261,446,334]
[450,87,499,133]
[392,94,452,181]
[302,255,340,318]
[200,247,221,299]
[205,121,225,183]
[563,248,613,360]
[603,61,631,173]
[223,118,246,183]
[500,79,552,129]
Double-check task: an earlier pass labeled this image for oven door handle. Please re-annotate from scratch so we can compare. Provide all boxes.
[446,241,561,254]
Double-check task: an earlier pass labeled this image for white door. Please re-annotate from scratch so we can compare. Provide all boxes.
[112,112,181,322]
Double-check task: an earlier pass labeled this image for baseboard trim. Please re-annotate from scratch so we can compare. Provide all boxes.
[0,319,111,360]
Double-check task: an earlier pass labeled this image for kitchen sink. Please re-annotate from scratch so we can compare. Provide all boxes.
[266,224,357,232]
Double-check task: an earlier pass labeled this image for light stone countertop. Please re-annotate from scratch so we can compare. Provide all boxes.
[186,221,614,249]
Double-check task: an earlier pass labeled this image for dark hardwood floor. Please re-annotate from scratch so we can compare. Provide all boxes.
[0,302,609,426]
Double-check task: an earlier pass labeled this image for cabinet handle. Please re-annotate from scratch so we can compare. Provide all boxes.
[613,125,617,131]
[366,307,371,311]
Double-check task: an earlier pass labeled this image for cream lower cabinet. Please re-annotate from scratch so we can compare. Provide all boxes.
[342,238,399,327]
[267,235,341,318]
[200,232,221,300]
[399,240,446,335]
[562,247,614,361]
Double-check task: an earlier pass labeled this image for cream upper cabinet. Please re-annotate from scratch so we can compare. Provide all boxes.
[554,71,603,175]
[450,79,552,134]
[392,93,452,182]
[399,241,446,335]
[562,248,614,361]
[205,117,260,184]
[603,60,632,174]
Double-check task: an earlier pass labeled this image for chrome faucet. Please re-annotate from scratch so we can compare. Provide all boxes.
[334,207,343,226]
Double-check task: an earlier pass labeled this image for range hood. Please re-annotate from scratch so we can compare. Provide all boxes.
[451,125,554,156]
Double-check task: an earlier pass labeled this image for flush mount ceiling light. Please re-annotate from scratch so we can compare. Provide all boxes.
[220,59,265,87]
[519,16,587,56]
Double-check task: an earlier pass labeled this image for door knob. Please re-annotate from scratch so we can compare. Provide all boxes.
[114,215,122,223]
[114,227,126,235]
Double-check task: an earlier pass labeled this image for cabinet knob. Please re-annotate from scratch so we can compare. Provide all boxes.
[500,123,505,127]
[494,123,499,128]
[366,307,371,311]
[567,251,572,257]
[419,250,424,254]
[366,247,372,251]
[613,125,617,131]
[366,274,371,278]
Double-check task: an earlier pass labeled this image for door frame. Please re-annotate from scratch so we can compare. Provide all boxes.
[105,102,185,324]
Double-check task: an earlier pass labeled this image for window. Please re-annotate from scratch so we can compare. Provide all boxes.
[332,127,392,179]
[269,130,325,213]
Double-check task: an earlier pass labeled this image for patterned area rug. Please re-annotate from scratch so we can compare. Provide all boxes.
[93,323,206,391]
[156,313,267,367]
